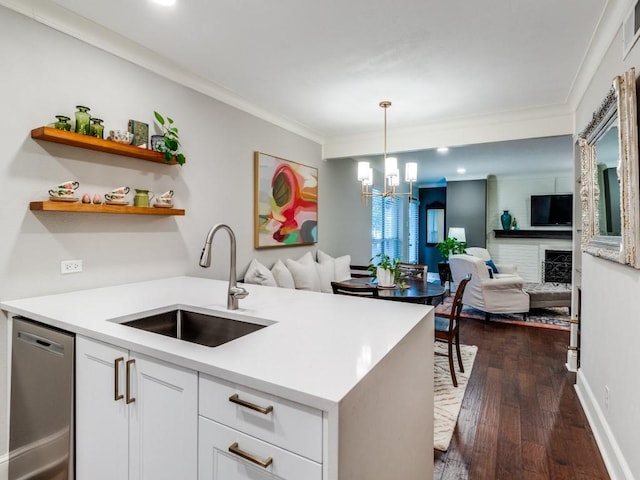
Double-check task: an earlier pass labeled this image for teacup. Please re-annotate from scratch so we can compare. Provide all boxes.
[104,192,127,201]
[49,188,75,198]
[155,197,173,205]
[56,181,79,191]
[159,190,174,199]
[109,186,130,195]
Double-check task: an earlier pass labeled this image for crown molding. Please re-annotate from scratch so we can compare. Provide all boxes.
[0,0,325,145]
[566,0,636,112]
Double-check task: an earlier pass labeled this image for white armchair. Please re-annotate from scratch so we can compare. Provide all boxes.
[449,254,529,321]
[465,247,518,277]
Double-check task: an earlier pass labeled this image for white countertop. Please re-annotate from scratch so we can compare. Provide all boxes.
[1,276,432,411]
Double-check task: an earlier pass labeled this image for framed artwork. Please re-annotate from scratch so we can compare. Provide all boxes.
[254,151,318,248]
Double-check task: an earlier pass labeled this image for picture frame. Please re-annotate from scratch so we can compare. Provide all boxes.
[254,151,318,249]
[127,119,149,147]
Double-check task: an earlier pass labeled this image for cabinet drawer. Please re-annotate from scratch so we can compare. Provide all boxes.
[199,417,322,480]
[199,375,322,462]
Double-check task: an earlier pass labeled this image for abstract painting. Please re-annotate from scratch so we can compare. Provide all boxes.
[254,152,318,248]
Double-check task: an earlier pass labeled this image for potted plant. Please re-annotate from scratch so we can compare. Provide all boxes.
[435,236,467,262]
[152,111,186,165]
[367,253,401,287]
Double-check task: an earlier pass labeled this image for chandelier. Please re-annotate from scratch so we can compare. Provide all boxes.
[357,101,418,203]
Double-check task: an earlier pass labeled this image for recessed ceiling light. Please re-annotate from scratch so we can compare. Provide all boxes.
[456,167,466,174]
[437,147,449,154]
[152,0,176,6]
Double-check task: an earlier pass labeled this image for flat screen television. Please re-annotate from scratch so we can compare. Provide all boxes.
[530,194,573,226]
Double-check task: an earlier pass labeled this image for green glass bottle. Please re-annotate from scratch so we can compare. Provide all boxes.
[90,118,104,139]
[74,106,91,135]
[54,115,71,131]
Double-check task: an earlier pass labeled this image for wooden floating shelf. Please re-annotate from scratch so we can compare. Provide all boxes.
[493,229,572,240]
[30,201,185,216]
[31,127,181,165]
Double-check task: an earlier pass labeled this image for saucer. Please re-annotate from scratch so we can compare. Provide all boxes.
[105,200,129,205]
[49,196,79,202]
[153,202,173,208]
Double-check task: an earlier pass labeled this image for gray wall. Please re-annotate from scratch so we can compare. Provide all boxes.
[0,6,325,461]
[321,158,372,265]
[446,180,487,249]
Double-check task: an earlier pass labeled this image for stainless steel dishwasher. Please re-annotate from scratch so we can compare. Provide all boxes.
[9,316,75,480]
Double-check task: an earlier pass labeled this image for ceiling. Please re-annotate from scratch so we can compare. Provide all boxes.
[10,0,619,181]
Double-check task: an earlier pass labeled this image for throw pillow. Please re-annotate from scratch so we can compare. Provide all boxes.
[285,257,321,291]
[315,260,335,293]
[298,251,316,265]
[243,259,277,287]
[485,259,499,274]
[271,259,295,289]
[317,250,352,281]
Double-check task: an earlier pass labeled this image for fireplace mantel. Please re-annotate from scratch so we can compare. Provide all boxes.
[493,229,572,240]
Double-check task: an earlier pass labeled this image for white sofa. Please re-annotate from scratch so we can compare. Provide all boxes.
[449,254,529,320]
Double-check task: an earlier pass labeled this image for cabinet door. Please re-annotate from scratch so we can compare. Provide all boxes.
[76,336,129,480]
[129,352,198,480]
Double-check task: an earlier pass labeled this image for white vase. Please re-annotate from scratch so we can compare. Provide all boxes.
[377,267,394,287]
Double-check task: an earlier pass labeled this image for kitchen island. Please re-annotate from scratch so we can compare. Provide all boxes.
[2,276,434,479]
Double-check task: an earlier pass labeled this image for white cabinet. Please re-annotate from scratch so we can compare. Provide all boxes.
[76,336,198,480]
[198,375,323,480]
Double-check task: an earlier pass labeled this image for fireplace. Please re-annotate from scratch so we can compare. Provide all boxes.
[542,250,572,283]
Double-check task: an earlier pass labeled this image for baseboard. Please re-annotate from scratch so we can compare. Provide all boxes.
[575,370,634,480]
[0,453,8,480]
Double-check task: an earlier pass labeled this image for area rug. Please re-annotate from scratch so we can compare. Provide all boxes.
[434,342,477,451]
[434,295,571,330]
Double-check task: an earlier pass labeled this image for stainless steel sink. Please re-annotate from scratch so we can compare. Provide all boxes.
[122,309,266,347]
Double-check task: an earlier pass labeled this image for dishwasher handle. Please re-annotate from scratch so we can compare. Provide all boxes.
[17,331,65,356]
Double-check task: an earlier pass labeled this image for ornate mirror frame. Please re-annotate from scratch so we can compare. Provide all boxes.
[579,67,640,268]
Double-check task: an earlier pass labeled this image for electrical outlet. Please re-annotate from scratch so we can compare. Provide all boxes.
[61,259,83,274]
[604,385,610,410]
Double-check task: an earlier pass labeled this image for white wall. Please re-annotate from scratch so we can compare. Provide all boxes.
[0,6,325,465]
[573,25,640,480]
[486,174,573,282]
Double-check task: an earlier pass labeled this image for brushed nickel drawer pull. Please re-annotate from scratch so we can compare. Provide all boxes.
[125,359,136,404]
[114,357,124,401]
[229,393,273,414]
[228,442,273,468]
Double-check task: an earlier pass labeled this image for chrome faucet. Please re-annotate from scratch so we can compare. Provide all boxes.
[199,223,249,310]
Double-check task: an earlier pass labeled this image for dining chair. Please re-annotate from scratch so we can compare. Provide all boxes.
[434,274,471,387]
[398,263,428,283]
[331,281,379,297]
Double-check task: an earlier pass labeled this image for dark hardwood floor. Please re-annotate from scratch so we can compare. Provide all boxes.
[434,319,609,480]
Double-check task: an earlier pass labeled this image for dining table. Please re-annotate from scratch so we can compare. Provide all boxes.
[339,276,446,305]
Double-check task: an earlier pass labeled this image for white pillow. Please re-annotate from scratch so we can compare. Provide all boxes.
[297,251,315,265]
[243,259,277,287]
[315,260,336,293]
[271,260,295,289]
[317,250,352,282]
[285,257,321,291]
